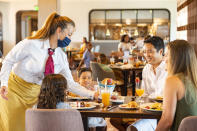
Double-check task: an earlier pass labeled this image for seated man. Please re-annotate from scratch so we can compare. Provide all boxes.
[97,53,113,72]
[97,53,123,83]
[110,36,168,131]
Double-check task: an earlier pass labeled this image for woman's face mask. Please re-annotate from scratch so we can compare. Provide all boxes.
[58,37,71,47]
[57,25,75,47]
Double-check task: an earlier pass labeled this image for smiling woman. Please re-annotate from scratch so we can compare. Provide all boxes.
[0,12,97,131]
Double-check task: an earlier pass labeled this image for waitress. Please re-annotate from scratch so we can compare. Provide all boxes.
[0,12,97,131]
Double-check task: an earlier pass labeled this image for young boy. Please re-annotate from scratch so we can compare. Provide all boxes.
[78,68,106,131]
[77,42,94,70]
[78,68,95,91]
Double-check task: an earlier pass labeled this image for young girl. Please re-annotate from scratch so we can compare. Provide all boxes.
[37,74,70,109]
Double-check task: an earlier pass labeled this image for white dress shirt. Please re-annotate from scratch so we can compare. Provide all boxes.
[141,61,168,97]
[0,39,94,98]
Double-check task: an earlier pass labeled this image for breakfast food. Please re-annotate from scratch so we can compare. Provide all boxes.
[116,62,124,66]
[156,96,163,100]
[68,92,80,97]
[79,102,91,107]
[101,78,115,85]
[127,101,138,108]
[145,103,162,111]
[120,101,138,108]
[111,95,117,100]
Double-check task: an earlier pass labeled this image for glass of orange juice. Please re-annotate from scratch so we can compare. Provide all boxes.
[135,77,144,104]
[136,89,144,97]
[102,91,110,108]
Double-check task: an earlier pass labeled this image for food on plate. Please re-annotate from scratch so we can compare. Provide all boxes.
[79,102,85,107]
[77,102,91,107]
[101,78,115,85]
[156,96,163,100]
[120,101,138,108]
[115,62,124,66]
[145,103,162,110]
[111,95,117,100]
[111,95,124,100]
[128,101,138,108]
[68,92,80,97]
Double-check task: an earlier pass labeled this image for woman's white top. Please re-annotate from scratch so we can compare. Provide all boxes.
[118,42,131,52]
[0,39,94,98]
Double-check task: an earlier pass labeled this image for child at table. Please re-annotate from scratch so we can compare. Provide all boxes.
[78,68,106,131]
[36,74,70,109]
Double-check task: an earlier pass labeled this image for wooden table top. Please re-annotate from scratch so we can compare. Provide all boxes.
[79,105,161,120]
[109,64,144,71]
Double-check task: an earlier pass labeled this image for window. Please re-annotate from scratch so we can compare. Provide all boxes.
[89,9,170,41]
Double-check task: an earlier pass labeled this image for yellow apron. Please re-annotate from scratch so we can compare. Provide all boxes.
[0,72,40,131]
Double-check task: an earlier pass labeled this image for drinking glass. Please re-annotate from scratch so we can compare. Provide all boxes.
[110,57,115,64]
[102,89,110,108]
[135,77,144,105]
[123,58,128,64]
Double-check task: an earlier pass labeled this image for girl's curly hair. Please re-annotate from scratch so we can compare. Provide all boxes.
[37,74,67,109]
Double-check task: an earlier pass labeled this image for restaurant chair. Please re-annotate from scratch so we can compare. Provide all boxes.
[90,62,115,81]
[178,116,197,131]
[90,62,124,89]
[26,109,84,131]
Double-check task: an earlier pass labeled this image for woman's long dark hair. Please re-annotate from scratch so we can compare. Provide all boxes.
[37,74,67,109]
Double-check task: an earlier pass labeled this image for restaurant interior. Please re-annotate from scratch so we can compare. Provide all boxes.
[0,0,197,131]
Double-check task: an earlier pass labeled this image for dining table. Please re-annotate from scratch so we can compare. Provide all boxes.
[79,103,161,131]
[110,64,144,96]
[66,48,80,58]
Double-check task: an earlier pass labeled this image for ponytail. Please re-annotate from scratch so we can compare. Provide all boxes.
[28,12,75,40]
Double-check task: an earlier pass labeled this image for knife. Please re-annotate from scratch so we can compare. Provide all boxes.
[107,105,118,111]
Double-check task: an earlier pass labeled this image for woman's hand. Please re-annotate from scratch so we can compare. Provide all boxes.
[0,86,8,100]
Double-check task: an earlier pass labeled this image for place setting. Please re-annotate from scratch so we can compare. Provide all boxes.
[68,101,100,110]
[67,91,90,101]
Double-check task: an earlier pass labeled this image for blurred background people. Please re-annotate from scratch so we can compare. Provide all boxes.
[79,37,88,58]
[118,34,131,57]
[136,34,145,50]
[77,42,95,70]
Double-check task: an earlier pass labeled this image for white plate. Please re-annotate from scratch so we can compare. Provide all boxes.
[140,103,162,112]
[69,102,96,110]
[111,96,125,103]
[119,104,139,110]
[67,96,89,100]
[149,96,163,103]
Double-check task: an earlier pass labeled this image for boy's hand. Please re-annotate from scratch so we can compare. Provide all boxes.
[94,91,99,100]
